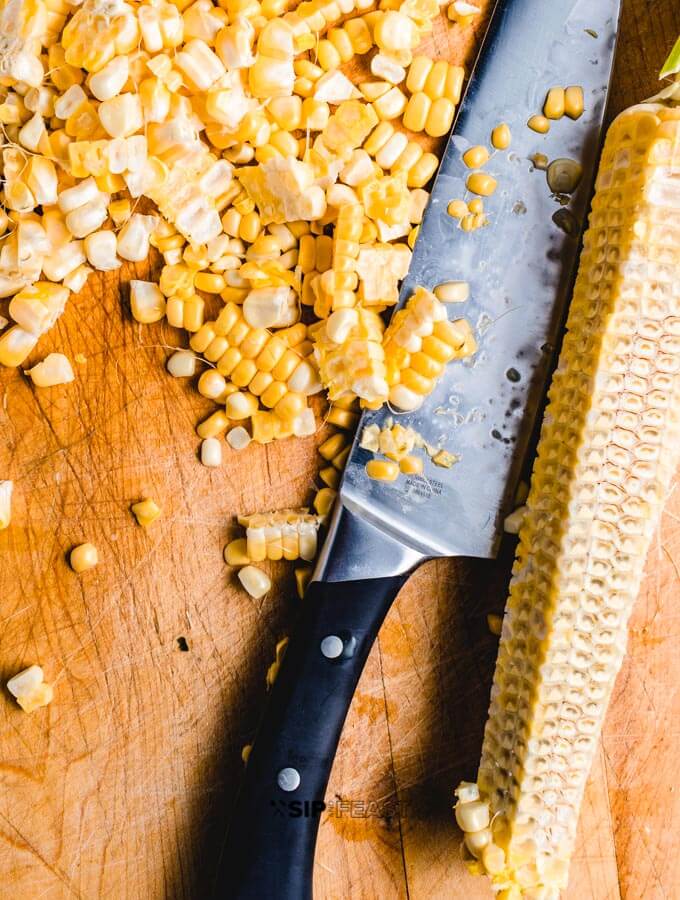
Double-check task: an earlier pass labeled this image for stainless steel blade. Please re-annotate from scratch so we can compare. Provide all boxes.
[326,0,622,578]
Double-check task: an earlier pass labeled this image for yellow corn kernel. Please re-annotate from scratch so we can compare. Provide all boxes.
[131,498,161,528]
[226,391,259,420]
[407,225,419,249]
[319,465,340,489]
[543,86,565,120]
[317,39,342,71]
[360,80,391,102]
[463,145,490,169]
[328,27,354,62]
[333,445,350,470]
[467,173,497,196]
[194,273,226,295]
[313,486,337,516]
[318,432,348,460]
[564,85,584,120]
[373,87,407,120]
[268,96,302,130]
[400,154,435,191]
[491,122,512,150]
[224,538,250,566]
[344,18,372,54]
[403,92,431,133]
[444,65,464,104]
[365,459,399,481]
[468,198,484,215]
[398,454,423,476]
[197,410,230,439]
[425,97,455,137]
[70,542,98,573]
[448,199,469,219]
[327,407,358,430]
[423,60,448,100]
[393,140,423,173]
[196,370,228,402]
[251,410,278,443]
[406,55,433,94]
[239,211,262,244]
[527,114,550,134]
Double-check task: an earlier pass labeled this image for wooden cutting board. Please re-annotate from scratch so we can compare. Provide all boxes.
[1,1,679,897]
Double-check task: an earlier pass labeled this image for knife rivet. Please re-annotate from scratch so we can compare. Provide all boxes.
[320,635,344,659]
[277,767,301,792]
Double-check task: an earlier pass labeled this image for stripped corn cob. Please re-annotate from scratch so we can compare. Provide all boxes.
[456,90,680,898]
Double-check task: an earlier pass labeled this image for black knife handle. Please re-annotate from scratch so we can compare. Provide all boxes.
[214,573,410,899]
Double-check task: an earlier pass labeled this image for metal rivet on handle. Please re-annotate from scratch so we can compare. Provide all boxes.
[277,767,301,792]
[320,635,344,659]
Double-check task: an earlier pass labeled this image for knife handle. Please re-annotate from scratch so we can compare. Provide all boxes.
[214,572,409,899]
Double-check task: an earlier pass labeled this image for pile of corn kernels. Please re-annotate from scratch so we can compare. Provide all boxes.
[0,0,482,431]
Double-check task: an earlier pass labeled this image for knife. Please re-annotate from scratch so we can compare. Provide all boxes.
[216,0,621,895]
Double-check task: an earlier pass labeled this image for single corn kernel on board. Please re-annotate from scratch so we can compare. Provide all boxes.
[0,0,678,898]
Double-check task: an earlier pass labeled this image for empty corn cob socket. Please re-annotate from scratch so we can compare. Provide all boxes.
[70,542,98,573]
[131,498,161,528]
[238,565,271,599]
[0,481,13,530]
[546,158,583,194]
[6,665,54,714]
[27,353,75,388]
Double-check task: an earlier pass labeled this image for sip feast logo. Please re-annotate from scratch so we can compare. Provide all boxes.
[270,799,326,818]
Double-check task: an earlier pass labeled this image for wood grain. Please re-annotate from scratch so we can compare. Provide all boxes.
[0,1,679,897]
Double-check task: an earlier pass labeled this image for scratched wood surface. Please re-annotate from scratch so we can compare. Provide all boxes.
[1,1,679,898]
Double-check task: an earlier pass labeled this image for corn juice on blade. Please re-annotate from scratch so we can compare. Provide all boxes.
[325,0,622,581]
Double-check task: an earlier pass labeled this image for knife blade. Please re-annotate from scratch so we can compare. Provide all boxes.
[216,2,621,897]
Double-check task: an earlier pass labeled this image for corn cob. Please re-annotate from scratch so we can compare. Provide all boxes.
[456,82,680,898]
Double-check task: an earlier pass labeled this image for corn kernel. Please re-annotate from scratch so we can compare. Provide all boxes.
[131,498,161,528]
[70,542,98,573]
[466,173,497,196]
[238,565,271,599]
[491,122,512,150]
[528,114,550,134]
[564,85,584,120]
[462,145,490,169]
[224,538,250,566]
[543,86,565,120]
[365,458,399,481]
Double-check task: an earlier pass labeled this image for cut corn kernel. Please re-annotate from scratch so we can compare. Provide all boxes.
[7,666,54,714]
[225,538,250,566]
[27,353,75,387]
[462,145,489,169]
[295,566,312,598]
[130,281,166,324]
[131,498,161,528]
[200,436,223,467]
[0,481,13,530]
[564,85,585,119]
[491,122,511,150]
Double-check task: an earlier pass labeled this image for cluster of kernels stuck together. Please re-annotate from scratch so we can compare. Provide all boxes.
[382,286,477,411]
[239,509,323,562]
[458,103,680,898]
[403,55,465,137]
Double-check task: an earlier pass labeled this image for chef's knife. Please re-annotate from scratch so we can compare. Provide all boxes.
[216,0,621,895]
